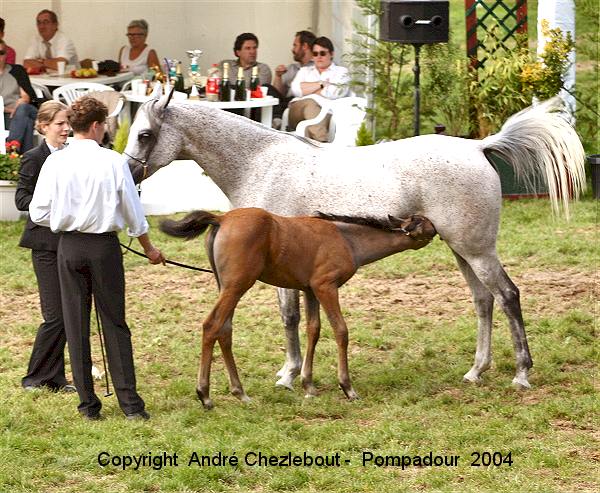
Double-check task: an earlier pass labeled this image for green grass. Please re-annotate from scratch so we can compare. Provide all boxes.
[0,198,597,492]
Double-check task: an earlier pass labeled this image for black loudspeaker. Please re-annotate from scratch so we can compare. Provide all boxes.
[380,0,449,44]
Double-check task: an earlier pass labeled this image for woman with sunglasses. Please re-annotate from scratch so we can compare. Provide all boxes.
[288,36,350,142]
[118,20,160,76]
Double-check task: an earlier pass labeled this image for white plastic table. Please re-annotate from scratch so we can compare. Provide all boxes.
[30,71,134,88]
[121,91,279,127]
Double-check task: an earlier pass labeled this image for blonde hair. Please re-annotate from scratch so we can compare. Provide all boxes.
[35,100,68,134]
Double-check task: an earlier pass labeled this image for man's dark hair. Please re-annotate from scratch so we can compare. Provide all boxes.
[234,32,259,53]
[0,18,5,33]
[67,96,107,133]
[312,36,335,53]
[37,9,58,24]
[295,30,316,47]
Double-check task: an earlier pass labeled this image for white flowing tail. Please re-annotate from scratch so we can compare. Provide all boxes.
[481,98,586,219]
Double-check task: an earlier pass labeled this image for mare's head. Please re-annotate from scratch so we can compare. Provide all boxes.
[124,92,182,183]
[388,215,437,245]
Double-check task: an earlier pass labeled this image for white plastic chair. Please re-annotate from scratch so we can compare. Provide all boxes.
[53,83,123,119]
[282,94,367,146]
[30,82,52,101]
[52,82,115,105]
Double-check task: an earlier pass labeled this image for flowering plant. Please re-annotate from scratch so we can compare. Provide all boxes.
[0,140,21,181]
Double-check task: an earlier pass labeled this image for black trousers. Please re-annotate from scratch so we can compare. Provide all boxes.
[57,232,145,416]
[22,249,68,389]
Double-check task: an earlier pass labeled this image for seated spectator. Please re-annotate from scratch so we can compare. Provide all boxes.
[272,30,316,99]
[288,36,350,142]
[0,18,16,64]
[220,33,272,87]
[23,10,78,73]
[118,20,160,76]
[1,39,38,153]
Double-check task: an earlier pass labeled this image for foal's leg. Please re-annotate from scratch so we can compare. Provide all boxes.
[197,289,244,409]
[452,251,495,383]
[462,252,533,389]
[301,290,321,397]
[275,288,303,390]
[218,316,251,403]
[313,284,359,400]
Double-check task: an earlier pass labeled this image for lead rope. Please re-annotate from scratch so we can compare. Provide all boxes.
[120,242,213,273]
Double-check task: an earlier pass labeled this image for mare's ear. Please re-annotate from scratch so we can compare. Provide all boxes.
[154,87,176,117]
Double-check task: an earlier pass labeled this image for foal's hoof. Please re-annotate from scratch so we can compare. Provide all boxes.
[236,393,252,404]
[196,389,214,410]
[342,387,360,401]
[511,376,531,390]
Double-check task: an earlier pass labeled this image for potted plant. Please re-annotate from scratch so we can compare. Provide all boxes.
[0,140,23,220]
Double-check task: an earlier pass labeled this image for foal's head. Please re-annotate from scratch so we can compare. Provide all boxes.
[387,215,437,245]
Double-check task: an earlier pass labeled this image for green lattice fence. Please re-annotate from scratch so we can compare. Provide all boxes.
[465,0,528,68]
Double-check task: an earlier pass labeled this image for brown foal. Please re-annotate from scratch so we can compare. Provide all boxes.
[160,208,437,409]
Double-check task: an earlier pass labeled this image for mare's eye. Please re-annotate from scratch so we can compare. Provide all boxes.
[138,131,152,142]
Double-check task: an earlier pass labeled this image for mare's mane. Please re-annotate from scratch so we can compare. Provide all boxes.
[313,212,397,231]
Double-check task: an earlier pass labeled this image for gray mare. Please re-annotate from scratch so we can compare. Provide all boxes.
[125,98,586,391]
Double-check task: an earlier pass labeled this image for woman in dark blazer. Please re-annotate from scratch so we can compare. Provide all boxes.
[15,100,75,391]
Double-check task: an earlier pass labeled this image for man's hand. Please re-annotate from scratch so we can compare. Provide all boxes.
[145,246,165,265]
[275,64,287,77]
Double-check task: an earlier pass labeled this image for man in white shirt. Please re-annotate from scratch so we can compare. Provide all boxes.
[29,96,164,421]
[288,36,350,142]
[272,30,316,98]
[23,10,78,72]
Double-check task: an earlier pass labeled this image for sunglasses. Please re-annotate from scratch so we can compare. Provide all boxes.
[126,33,145,37]
[0,50,5,56]
[312,50,329,57]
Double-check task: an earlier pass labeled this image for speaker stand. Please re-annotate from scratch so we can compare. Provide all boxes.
[412,43,422,136]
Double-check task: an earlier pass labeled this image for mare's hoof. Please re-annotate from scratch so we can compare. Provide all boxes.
[275,376,294,391]
[462,371,483,384]
[511,377,531,390]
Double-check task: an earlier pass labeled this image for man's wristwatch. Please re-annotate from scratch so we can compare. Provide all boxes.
[319,82,324,89]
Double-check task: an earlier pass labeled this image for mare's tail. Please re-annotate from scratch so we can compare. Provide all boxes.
[481,97,586,219]
[159,211,220,239]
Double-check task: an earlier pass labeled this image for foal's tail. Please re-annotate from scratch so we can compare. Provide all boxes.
[159,211,220,240]
[481,97,586,219]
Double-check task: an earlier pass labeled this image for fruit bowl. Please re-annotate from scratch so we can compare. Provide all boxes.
[70,68,98,78]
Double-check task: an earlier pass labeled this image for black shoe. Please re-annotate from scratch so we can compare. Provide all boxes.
[79,411,102,421]
[23,385,43,392]
[125,410,150,421]
[59,384,77,393]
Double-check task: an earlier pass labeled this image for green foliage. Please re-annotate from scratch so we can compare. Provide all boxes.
[521,20,575,100]
[112,119,130,154]
[354,121,375,146]
[469,32,533,137]
[347,0,413,140]
[422,42,472,136]
[0,153,21,181]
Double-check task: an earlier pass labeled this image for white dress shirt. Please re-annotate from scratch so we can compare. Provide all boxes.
[24,31,79,66]
[290,62,350,99]
[29,139,148,237]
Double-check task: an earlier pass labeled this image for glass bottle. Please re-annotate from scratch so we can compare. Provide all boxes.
[219,62,231,102]
[234,66,246,101]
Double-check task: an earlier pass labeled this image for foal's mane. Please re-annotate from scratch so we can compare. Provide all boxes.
[313,212,396,231]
